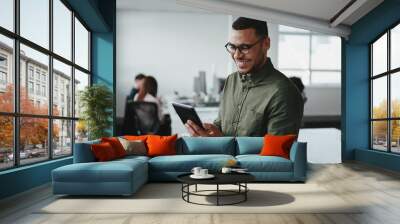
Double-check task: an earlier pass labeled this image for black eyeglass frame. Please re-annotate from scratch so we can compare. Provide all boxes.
[224,37,265,54]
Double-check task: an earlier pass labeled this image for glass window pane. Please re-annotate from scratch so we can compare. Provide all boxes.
[53,0,72,60]
[372,33,387,76]
[74,69,89,117]
[20,117,49,165]
[391,120,400,153]
[53,59,72,117]
[75,18,89,70]
[0,116,13,170]
[278,34,310,69]
[391,72,400,118]
[0,34,14,112]
[280,69,310,85]
[75,120,88,143]
[20,0,49,49]
[372,121,388,151]
[311,71,341,85]
[311,35,341,70]
[391,24,400,70]
[53,119,72,157]
[372,77,387,119]
[0,0,14,31]
[20,44,49,115]
[279,25,310,33]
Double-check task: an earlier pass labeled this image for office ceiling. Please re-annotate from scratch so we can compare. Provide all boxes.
[117,0,209,13]
[117,0,384,37]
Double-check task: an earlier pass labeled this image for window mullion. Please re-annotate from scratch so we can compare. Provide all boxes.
[48,0,54,160]
[13,0,20,167]
[71,10,76,154]
[388,30,391,152]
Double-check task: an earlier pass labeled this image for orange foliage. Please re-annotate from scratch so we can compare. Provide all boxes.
[0,84,60,150]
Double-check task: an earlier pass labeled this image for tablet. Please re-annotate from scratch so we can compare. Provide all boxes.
[172,102,204,129]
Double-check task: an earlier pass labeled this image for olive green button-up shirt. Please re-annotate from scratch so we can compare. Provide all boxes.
[214,58,304,136]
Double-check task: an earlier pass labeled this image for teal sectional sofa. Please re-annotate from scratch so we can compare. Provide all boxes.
[52,137,307,196]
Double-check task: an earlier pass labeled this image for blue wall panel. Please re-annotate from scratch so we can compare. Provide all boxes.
[344,0,400,171]
[0,158,72,199]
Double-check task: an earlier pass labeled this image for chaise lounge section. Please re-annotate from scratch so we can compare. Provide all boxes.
[52,137,307,196]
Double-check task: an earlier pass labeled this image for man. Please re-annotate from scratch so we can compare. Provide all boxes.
[127,73,146,103]
[185,17,303,137]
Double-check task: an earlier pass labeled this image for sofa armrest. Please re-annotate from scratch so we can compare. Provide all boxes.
[289,142,307,181]
[73,140,100,163]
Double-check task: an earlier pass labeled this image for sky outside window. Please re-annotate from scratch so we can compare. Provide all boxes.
[0,0,14,31]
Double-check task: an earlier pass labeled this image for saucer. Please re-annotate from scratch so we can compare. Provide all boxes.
[190,174,215,179]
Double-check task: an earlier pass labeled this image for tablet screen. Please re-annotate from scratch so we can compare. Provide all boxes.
[172,102,204,129]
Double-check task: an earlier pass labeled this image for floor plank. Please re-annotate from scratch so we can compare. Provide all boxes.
[1,162,400,224]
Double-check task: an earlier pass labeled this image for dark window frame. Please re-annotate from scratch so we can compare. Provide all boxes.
[0,0,92,171]
[370,20,400,154]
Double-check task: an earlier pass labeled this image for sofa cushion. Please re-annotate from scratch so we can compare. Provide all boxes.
[118,137,147,156]
[147,135,178,157]
[236,137,263,155]
[177,137,235,155]
[148,154,235,172]
[260,134,297,159]
[236,155,293,172]
[91,142,118,161]
[53,158,147,183]
[101,137,127,158]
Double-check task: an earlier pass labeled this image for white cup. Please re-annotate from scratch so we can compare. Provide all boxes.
[200,169,208,176]
[221,167,232,174]
[191,167,202,176]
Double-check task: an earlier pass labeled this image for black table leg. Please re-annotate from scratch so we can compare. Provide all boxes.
[245,183,247,201]
[217,184,219,206]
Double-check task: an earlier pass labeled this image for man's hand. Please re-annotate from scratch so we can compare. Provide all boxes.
[185,120,223,137]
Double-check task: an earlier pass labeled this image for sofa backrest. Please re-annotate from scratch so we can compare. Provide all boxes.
[73,136,299,162]
[235,137,263,155]
[176,137,236,155]
[73,139,100,163]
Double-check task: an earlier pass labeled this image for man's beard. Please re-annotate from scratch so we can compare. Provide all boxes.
[236,56,267,75]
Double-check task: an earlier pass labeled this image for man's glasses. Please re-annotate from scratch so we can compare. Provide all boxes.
[225,38,264,54]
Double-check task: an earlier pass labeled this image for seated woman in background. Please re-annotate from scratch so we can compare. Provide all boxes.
[134,76,164,121]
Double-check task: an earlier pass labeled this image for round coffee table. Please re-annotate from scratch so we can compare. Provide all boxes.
[177,173,255,206]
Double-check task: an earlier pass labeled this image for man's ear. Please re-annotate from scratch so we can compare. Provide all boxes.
[263,36,270,51]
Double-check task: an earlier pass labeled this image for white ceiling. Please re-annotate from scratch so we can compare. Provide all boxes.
[226,0,352,24]
[117,0,384,37]
[117,0,209,13]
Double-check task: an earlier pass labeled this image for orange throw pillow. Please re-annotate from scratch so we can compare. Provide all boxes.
[146,135,178,157]
[101,137,127,158]
[124,135,148,142]
[259,134,297,159]
[91,142,117,161]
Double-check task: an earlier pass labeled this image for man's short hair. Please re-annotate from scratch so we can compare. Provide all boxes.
[232,17,268,37]
[135,73,146,80]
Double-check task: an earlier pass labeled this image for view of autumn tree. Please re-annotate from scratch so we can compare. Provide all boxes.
[0,84,60,153]
[372,99,400,143]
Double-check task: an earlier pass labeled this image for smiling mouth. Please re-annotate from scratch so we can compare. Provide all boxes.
[236,60,251,67]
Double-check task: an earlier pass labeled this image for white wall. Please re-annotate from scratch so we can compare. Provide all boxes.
[117,10,341,118]
[117,11,231,117]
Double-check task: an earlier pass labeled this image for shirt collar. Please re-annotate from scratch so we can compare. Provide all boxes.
[240,58,274,84]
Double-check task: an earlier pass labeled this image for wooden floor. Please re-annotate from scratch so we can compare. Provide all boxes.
[1,162,400,224]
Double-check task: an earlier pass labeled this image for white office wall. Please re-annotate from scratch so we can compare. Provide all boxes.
[116,10,341,117]
[117,11,231,117]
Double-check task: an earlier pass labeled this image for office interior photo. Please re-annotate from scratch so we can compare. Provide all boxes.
[0,0,400,223]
